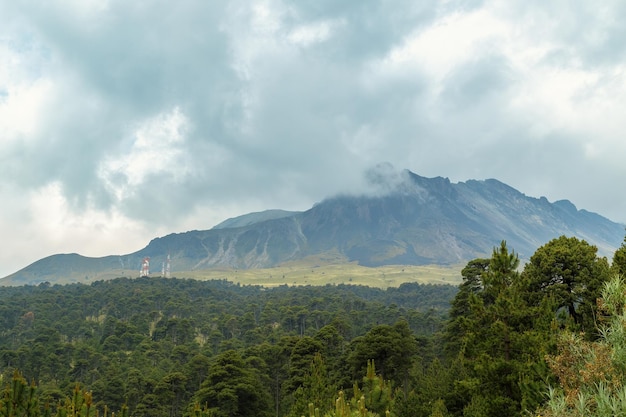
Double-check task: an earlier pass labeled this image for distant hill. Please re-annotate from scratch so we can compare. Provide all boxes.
[3,170,624,285]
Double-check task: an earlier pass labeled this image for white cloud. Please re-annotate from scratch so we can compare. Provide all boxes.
[382,9,507,81]
[369,2,626,156]
[0,35,54,141]
[287,20,338,47]
[0,182,147,276]
[27,182,155,258]
[56,0,110,16]
[0,78,53,140]
[98,106,192,202]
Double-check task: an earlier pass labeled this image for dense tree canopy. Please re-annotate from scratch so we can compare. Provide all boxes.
[2,233,626,417]
[0,276,453,417]
[192,350,271,417]
[347,320,417,388]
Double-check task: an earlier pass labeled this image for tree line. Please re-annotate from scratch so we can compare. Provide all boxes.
[2,234,626,416]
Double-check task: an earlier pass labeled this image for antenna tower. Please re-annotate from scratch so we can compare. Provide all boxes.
[165,253,171,278]
[140,257,150,277]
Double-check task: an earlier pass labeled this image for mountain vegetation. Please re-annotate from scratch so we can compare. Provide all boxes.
[4,171,623,285]
[2,233,626,416]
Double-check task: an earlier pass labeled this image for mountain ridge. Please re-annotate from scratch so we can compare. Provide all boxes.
[3,171,624,285]
[212,209,300,230]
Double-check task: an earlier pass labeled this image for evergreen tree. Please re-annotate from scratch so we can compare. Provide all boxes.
[453,241,554,416]
[393,358,464,417]
[444,258,490,356]
[522,235,610,337]
[358,360,394,417]
[287,337,324,394]
[192,350,272,417]
[289,353,336,417]
[297,362,392,417]
[0,370,128,417]
[347,320,417,389]
[611,233,626,277]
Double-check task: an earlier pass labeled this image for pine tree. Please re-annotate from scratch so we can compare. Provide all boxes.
[611,233,626,277]
[289,353,336,417]
[359,360,394,416]
[0,370,128,417]
[191,350,272,417]
[452,241,554,416]
[522,235,610,337]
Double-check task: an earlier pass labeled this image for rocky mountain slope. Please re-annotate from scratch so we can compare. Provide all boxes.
[3,171,624,285]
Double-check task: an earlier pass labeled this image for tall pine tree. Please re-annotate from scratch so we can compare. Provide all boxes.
[452,242,554,416]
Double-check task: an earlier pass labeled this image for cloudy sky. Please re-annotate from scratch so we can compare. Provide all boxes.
[1,0,626,277]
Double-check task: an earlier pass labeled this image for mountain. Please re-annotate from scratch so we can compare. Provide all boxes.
[3,171,624,285]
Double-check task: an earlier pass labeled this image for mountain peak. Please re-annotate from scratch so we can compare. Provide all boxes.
[3,173,624,285]
[212,209,299,230]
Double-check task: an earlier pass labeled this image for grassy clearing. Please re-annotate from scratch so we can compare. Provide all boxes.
[178,262,463,289]
[2,260,463,289]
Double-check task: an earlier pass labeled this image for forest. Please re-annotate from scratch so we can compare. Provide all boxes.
[2,235,626,417]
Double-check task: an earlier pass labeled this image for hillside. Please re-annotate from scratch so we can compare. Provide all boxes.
[212,209,300,229]
[3,170,624,285]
